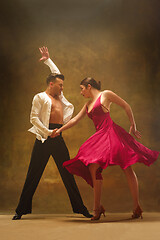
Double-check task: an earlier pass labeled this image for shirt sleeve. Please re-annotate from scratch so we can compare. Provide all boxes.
[30,94,53,136]
[44,58,74,123]
[60,92,74,123]
[44,58,61,74]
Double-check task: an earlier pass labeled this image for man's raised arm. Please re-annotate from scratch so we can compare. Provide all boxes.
[39,46,61,74]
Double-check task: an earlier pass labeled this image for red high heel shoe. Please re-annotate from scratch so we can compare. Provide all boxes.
[132,205,143,219]
[91,205,106,221]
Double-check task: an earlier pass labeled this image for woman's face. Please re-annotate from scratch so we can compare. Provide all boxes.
[80,84,91,98]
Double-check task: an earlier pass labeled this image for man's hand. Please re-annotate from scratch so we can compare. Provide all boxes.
[50,128,60,138]
[39,46,50,61]
[129,125,141,139]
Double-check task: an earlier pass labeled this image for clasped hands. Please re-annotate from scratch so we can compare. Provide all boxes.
[50,128,61,138]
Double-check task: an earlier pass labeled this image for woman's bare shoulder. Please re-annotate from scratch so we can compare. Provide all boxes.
[102,90,114,97]
[102,89,114,94]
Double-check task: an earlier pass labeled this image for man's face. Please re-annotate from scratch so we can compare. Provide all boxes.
[50,78,64,95]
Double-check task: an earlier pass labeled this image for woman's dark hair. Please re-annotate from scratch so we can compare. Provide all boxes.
[46,73,65,85]
[80,77,101,90]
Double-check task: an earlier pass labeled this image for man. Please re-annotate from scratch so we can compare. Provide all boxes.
[12,47,92,220]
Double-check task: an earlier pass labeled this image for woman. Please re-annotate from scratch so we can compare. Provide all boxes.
[54,77,159,220]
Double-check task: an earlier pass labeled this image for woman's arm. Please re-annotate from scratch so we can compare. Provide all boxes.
[51,104,87,137]
[104,90,141,139]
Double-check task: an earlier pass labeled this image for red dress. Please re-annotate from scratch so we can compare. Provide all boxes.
[63,95,159,187]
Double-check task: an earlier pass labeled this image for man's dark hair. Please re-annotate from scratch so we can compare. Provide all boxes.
[46,73,65,85]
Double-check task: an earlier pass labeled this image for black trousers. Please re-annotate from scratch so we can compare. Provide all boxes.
[16,124,86,215]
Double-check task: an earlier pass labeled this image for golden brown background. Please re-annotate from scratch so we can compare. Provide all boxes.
[0,0,160,214]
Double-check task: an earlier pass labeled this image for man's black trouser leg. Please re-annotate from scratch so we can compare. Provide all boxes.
[50,135,87,213]
[16,139,50,215]
[16,125,87,215]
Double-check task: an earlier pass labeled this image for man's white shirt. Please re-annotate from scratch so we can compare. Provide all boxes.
[28,58,74,143]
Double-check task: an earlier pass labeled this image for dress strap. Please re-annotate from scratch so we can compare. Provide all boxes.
[101,104,109,112]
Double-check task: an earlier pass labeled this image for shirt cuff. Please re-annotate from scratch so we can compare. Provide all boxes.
[44,58,52,65]
[48,129,53,136]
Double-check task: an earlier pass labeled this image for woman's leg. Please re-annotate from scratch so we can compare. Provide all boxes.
[89,163,103,211]
[123,166,140,209]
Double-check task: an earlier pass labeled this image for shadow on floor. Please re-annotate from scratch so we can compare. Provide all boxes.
[17,213,160,223]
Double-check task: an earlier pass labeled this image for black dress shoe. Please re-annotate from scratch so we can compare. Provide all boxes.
[74,209,93,218]
[12,213,22,220]
[81,209,93,218]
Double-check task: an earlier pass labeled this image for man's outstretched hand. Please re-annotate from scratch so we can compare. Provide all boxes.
[39,46,50,61]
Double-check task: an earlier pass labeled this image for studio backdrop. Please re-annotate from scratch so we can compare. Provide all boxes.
[0,0,160,213]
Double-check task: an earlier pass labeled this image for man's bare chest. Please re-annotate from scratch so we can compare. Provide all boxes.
[50,98,63,113]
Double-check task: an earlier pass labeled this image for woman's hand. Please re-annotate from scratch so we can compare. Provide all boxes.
[129,125,141,139]
[55,129,61,136]
[50,128,60,138]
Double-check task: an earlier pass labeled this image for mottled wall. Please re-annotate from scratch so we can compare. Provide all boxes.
[0,0,160,213]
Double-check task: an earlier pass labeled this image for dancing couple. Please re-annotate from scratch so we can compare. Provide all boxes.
[13,47,159,221]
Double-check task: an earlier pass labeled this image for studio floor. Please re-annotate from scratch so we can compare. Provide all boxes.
[0,213,160,240]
